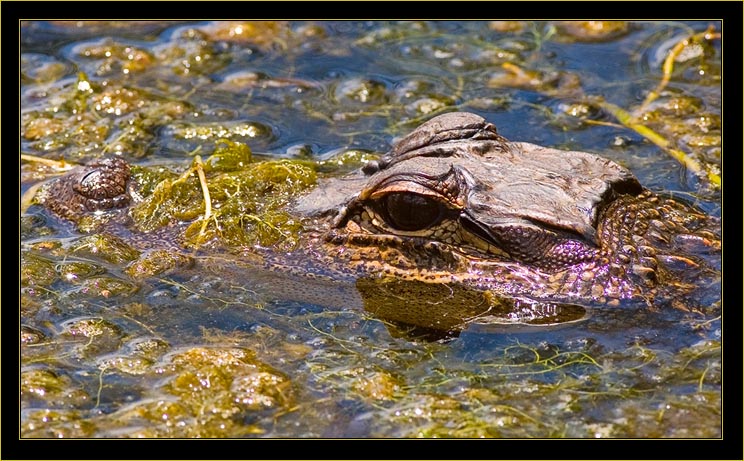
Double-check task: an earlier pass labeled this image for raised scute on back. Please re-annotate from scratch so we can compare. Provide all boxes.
[364,112,510,175]
[391,112,503,156]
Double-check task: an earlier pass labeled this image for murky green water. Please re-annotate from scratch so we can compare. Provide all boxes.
[20,21,721,438]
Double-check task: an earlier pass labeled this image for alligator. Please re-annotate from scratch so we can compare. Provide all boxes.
[32,112,721,335]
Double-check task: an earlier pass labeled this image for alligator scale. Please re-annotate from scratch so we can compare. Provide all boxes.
[34,112,721,334]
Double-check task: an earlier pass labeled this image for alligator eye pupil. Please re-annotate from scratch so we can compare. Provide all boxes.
[382,192,443,231]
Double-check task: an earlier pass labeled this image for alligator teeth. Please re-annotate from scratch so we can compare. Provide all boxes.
[615,253,631,264]
[637,256,658,271]
[638,245,657,257]
[657,254,699,271]
[631,265,657,286]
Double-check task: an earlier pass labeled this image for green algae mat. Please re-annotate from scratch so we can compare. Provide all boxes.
[20,20,722,439]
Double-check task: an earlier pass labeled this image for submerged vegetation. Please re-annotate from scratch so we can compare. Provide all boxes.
[128,139,317,250]
[20,21,721,438]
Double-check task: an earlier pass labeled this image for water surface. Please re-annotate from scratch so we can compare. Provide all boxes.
[20,20,722,438]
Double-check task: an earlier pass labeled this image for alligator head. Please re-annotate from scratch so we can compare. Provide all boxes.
[295,112,721,318]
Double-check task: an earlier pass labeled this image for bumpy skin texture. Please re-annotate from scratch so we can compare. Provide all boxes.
[36,113,721,311]
[35,157,131,221]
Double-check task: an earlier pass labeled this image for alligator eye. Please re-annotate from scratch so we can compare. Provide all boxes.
[380,192,445,231]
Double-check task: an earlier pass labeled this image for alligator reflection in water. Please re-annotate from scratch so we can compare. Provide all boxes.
[355,278,587,340]
[206,258,588,341]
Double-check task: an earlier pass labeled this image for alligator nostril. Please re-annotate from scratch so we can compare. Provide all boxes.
[78,169,126,199]
[79,170,103,198]
[61,158,133,213]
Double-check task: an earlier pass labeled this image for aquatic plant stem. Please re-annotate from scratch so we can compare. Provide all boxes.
[596,99,721,188]
[21,153,75,170]
[21,155,79,212]
[21,181,47,214]
[94,367,107,409]
[637,25,720,114]
[194,155,213,241]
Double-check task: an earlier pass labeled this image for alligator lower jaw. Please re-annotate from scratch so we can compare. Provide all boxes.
[307,232,644,307]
